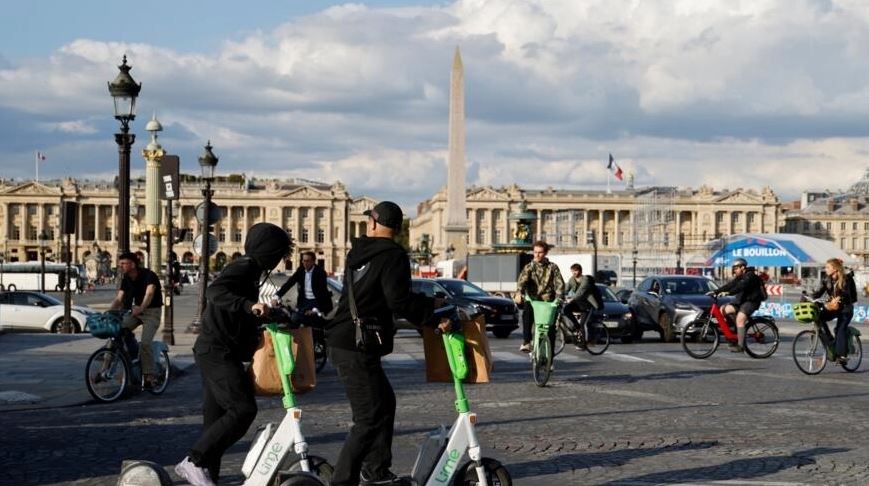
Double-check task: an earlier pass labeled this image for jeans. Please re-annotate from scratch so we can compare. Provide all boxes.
[820,307,854,358]
[329,346,396,486]
[189,341,258,482]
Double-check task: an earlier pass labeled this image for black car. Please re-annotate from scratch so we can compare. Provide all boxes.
[581,284,635,343]
[411,278,519,338]
[627,275,729,342]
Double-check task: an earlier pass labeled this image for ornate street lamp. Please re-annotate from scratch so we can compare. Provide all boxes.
[188,141,218,334]
[108,55,141,256]
[38,230,49,293]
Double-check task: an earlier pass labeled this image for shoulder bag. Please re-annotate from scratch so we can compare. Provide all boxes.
[348,266,385,354]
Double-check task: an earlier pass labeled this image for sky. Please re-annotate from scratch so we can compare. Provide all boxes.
[2,0,869,215]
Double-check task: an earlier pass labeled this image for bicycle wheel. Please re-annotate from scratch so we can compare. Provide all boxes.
[743,319,779,359]
[85,348,129,403]
[681,319,720,359]
[585,321,611,356]
[147,349,171,395]
[532,336,552,387]
[553,320,567,357]
[842,335,863,373]
[792,329,827,375]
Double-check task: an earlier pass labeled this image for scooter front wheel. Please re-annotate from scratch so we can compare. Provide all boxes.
[279,472,326,486]
[284,455,333,484]
[454,457,512,486]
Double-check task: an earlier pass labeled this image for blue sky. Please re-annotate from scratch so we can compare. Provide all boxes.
[2,0,869,211]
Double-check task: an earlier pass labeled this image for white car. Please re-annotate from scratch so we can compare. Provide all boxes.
[0,291,98,333]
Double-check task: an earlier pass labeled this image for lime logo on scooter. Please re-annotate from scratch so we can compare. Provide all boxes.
[434,449,461,483]
[256,442,284,476]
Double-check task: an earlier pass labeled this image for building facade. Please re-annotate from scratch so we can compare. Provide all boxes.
[0,176,376,275]
[783,169,869,266]
[410,183,782,271]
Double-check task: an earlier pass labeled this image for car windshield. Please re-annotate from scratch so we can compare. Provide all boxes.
[661,278,718,295]
[597,285,618,302]
[438,280,488,297]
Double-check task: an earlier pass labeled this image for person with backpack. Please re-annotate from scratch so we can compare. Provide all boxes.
[812,258,858,365]
[709,258,767,352]
[562,263,602,350]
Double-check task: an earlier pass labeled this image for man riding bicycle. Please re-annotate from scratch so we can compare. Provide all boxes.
[563,263,602,350]
[515,241,565,353]
[709,258,765,352]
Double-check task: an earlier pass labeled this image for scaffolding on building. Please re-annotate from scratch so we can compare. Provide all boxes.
[631,187,678,279]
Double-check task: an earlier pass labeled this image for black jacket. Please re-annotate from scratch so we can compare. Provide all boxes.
[812,272,858,309]
[326,236,434,355]
[567,274,602,310]
[716,270,766,305]
[275,264,334,314]
[197,223,291,361]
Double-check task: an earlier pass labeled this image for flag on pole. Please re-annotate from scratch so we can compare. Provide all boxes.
[37,151,46,161]
[607,153,624,181]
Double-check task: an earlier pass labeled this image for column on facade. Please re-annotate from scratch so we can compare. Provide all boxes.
[598,210,605,247]
[675,211,682,242]
[326,206,334,247]
[614,210,621,247]
[241,206,249,245]
[76,204,83,244]
[94,205,102,242]
[2,203,8,240]
[535,209,542,241]
[485,209,493,246]
[581,211,589,249]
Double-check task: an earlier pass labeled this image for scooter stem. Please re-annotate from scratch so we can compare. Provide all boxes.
[442,332,469,413]
[267,323,297,409]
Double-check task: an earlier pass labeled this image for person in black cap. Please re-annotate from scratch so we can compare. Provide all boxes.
[327,201,447,486]
[175,222,291,486]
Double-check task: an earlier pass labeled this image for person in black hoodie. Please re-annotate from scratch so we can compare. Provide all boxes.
[711,258,766,353]
[327,201,444,486]
[175,222,291,486]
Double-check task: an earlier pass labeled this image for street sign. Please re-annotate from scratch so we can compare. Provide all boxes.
[193,233,218,257]
[160,155,180,200]
[195,202,222,224]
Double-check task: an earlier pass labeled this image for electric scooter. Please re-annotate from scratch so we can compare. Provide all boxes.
[240,308,333,486]
[409,306,512,486]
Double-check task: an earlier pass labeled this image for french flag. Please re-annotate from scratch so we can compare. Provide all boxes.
[607,153,623,181]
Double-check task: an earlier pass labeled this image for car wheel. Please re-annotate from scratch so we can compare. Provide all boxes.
[492,328,513,339]
[51,319,81,333]
[658,313,675,342]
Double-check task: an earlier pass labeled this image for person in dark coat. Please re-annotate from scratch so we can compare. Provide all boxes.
[273,250,334,315]
[562,263,602,349]
[712,258,766,352]
[326,201,446,486]
[175,222,291,486]
[812,258,858,364]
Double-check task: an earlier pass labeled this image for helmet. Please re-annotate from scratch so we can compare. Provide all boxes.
[732,258,747,268]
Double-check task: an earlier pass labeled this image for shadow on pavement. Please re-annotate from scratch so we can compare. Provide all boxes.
[508,440,719,479]
[567,367,751,384]
[606,446,847,485]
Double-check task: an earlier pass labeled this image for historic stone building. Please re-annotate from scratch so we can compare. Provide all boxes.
[410,183,782,270]
[0,176,376,274]
[783,169,869,266]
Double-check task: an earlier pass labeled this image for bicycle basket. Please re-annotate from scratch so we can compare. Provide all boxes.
[792,302,818,323]
[528,299,559,325]
[87,312,123,339]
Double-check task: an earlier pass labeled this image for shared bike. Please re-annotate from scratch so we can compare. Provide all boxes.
[791,301,863,374]
[84,311,170,403]
[681,295,779,359]
[526,296,560,387]
[553,307,611,357]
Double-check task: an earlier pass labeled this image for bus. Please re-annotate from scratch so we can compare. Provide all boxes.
[0,262,81,292]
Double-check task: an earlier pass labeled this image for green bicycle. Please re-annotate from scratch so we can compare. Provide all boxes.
[526,296,560,387]
[791,301,863,375]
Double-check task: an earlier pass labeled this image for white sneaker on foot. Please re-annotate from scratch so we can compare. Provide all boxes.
[519,343,531,353]
[175,456,215,486]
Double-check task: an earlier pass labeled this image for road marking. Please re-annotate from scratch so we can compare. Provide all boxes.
[492,351,529,364]
[555,352,591,363]
[0,390,42,404]
[604,352,655,363]
[382,353,420,367]
[647,351,697,362]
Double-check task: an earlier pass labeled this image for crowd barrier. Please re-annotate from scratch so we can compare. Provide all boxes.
[758,301,869,323]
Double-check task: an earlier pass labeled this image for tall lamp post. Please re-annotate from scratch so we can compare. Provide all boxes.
[188,141,218,334]
[108,55,141,256]
[38,230,48,293]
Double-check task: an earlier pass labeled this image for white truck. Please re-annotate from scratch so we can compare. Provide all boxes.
[547,253,621,286]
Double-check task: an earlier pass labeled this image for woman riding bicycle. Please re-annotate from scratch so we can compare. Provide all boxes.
[811,258,858,366]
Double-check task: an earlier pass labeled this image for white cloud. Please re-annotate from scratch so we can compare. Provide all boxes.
[1,0,868,207]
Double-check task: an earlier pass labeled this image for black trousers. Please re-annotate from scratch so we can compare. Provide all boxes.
[189,341,258,482]
[820,307,854,358]
[329,346,396,486]
[562,300,594,338]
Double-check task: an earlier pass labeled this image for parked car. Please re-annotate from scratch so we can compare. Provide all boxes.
[627,275,729,342]
[411,278,519,338]
[0,291,98,333]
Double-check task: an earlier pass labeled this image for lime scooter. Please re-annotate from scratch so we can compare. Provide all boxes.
[409,306,512,486]
[240,309,333,486]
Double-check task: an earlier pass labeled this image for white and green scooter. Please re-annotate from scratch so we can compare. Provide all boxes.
[409,306,512,486]
[240,317,333,486]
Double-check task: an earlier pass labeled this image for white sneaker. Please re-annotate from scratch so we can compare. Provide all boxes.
[175,456,215,486]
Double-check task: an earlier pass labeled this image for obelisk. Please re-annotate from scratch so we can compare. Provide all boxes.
[443,47,469,261]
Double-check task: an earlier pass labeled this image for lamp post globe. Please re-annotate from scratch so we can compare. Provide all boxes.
[189,141,219,334]
[108,55,141,257]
